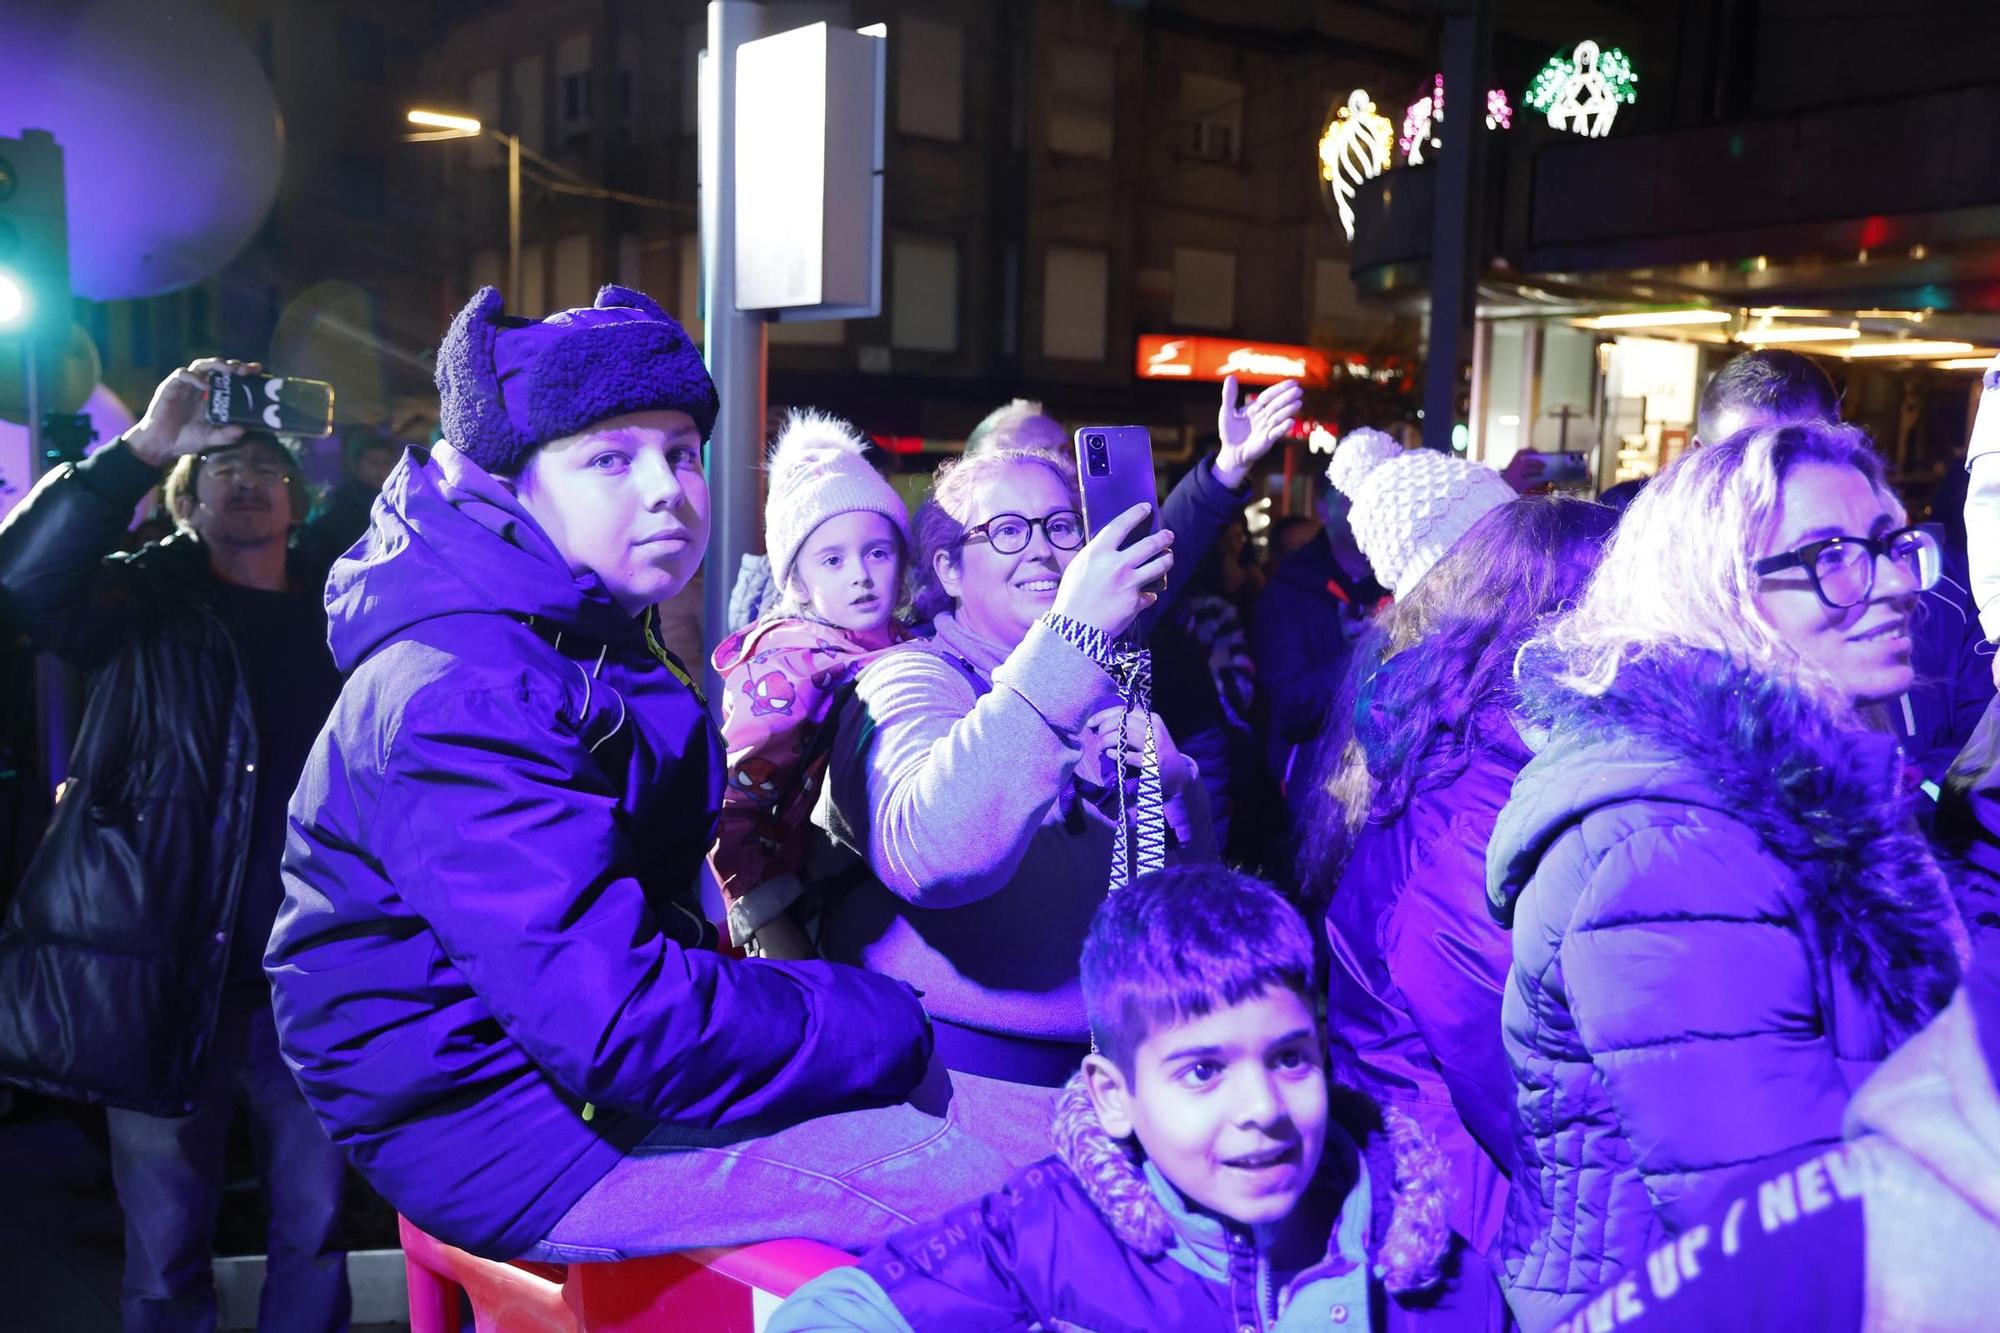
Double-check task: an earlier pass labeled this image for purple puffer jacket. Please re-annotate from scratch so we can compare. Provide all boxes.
[266,443,931,1260]
[1325,708,1529,1260]
[1486,650,1962,1331]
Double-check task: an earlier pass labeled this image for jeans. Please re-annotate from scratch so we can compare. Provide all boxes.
[106,987,350,1333]
[524,1060,1026,1262]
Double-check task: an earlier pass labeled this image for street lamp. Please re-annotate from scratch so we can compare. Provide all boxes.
[407,108,521,299]
[0,271,27,330]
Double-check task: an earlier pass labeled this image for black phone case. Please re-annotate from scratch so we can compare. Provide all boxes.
[204,371,336,437]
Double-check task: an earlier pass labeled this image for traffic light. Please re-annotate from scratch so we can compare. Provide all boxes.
[0,129,73,404]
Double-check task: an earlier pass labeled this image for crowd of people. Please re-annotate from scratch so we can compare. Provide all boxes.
[2,278,1998,1333]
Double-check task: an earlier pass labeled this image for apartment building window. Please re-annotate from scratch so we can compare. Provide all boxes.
[1047,43,1114,159]
[1313,258,1363,330]
[1172,247,1236,330]
[1179,73,1242,165]
[558,33,592,142]
[1042,246,1109,362]
[553,235,594,311]
[469,68,501,169]
[896,18,964,141]
[511,54,546,153]
[891,238,959,353]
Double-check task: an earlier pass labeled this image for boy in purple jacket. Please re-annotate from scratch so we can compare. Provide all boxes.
[770,866,1456,1332]
[267,285,1011,1262]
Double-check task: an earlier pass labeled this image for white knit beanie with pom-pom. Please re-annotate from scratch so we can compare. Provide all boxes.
[763,409,913,590]
[1325,427,1514,599]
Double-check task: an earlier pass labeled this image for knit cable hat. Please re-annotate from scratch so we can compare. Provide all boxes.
[436,283,719,475]
[1326,428,1515,598]
[764,409,912,590]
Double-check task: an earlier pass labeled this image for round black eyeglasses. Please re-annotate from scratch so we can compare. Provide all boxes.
[1752,523,1942,609]
[960,510,1086,556]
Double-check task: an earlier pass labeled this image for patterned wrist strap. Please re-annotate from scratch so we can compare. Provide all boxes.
[1039,612,1115,666]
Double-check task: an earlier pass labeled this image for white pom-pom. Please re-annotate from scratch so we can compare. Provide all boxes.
[1325,427,1403,499]
[766,408,870,490]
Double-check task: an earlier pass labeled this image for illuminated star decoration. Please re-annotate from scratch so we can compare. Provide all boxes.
[1399,75,1516,165]
[1318,89,1394,240]
[1526,39,1637,137]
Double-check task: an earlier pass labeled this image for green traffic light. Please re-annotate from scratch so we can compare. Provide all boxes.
[0,271,25,330]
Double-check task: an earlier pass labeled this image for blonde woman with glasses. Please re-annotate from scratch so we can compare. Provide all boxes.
[1484,421,1969,1331]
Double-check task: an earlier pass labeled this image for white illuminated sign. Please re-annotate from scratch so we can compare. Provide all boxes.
[1317,89,1393,240]
[1217,345,1310,379]
[1526,40,1637,138]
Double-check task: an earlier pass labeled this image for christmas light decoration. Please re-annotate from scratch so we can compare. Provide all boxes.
[1398,75,1515,165]
[1526,40,1637,137]
[1401,75,1444,164]
[1318,89,1394,240]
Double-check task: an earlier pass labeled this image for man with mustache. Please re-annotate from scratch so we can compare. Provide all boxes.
[0,357,351,1331]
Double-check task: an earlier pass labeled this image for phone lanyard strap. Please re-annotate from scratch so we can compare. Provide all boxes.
[1105,641,1166,895]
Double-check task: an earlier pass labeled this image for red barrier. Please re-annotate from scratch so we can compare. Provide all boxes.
[399,1215,854,1332]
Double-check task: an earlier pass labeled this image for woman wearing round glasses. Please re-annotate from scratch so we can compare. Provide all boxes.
[815,446,1215,1167]
[1484,421,1969,1329]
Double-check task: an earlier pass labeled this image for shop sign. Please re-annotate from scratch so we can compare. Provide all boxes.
[1136,335,1331,386]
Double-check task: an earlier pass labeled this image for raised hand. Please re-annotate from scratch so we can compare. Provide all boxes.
[1214,375,1305,487]
[127,357,263,468]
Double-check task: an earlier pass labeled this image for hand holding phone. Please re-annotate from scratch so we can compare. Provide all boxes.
[1050,503,1173,640]
[127,357,263,467]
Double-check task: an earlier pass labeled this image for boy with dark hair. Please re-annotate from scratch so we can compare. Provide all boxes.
[1693,348,1841,448]
[770,866,1453,1332]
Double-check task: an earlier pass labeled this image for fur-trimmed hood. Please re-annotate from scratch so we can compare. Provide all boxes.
[1049,1072,1452,1295]
[1491,647,1964,1039]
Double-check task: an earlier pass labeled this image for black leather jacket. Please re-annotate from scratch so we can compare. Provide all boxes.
[0,441,322,1113]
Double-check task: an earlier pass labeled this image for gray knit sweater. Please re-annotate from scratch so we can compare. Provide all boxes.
[816,611,1215,1043]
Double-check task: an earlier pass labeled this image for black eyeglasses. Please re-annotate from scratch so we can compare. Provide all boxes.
[1753,523,1942,609]
[960,510,1086,556]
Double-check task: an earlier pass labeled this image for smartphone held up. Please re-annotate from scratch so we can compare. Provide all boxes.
[205,370,336,438]
[1075,425,1166,595]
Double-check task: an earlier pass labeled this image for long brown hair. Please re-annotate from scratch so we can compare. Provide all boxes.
[1297,496,1616,893]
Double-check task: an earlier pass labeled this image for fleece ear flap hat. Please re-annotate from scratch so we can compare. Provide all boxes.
[436,283,720,476]
[1325,428,1515,599]
[763,409,912,590]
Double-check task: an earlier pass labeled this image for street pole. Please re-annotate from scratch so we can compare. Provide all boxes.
[507,133,522,300]
[699,0,771,708]
[1422,0,1493,455]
